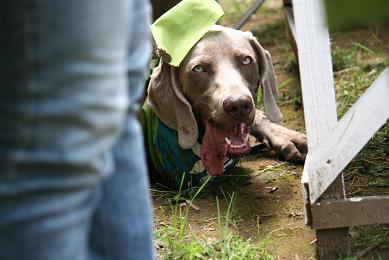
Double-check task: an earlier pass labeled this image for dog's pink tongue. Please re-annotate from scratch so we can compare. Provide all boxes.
[200,120,228,176]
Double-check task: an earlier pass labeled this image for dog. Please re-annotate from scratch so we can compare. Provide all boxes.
[143,25,307,185]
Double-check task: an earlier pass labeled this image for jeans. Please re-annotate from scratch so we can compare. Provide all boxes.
[0,0,154,259]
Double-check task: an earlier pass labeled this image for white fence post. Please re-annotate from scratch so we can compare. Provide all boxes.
[292,0,350,257]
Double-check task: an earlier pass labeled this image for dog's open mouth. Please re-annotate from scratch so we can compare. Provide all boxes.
[200,119,251,176]
[224,123,251,155]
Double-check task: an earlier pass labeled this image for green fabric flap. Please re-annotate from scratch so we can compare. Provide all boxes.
[141,102,164,172]
[151,0,224,67]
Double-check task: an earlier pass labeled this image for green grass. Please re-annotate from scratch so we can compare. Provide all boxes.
[349,225,389,259]
[155,221,273,259]
[335,66,386,116]
[330,26,389,257]
[154,183,274,259]
[153,173,273,259]
[330,31,389,196]
[343,123,389,196]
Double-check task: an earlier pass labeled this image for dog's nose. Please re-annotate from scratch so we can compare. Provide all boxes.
[223,96,253,119]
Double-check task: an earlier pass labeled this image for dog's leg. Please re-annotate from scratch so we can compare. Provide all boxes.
[250,109,307,161]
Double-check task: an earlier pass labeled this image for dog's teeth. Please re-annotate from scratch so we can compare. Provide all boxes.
[225,137,231,145]
[230,143,245,149]
[228,142,248,149]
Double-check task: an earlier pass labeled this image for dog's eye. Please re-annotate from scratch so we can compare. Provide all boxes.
[192,65,205,72]
[242,56,252,65]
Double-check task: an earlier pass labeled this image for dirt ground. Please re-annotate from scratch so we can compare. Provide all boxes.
[153,161,317,259]
[152,0,388,259]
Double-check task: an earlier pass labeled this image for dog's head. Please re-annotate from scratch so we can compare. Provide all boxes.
[147,26,281,175]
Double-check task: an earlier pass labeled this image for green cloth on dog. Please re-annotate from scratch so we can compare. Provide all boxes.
[151,0,224,67]
[141,102,238,188]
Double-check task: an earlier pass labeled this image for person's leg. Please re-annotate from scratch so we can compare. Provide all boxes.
[0,1,130,259]
[89,0,155,259]
[89,114,154,260]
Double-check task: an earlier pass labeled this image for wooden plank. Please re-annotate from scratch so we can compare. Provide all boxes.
[292,0,339,229]
[292,0,338,152]
[312,68,388,259]
[292,1,350,257]
[316,228,351,260]
[307,68,389,203]
[284,6,296,41]
[312,196,389,229]
[316,174,350,259]
[283,3,298,59]
[301,161,312,226]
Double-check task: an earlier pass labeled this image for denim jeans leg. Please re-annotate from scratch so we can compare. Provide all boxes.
[0,1,131,259]
[89,116,155,260]
[89,0,155,259]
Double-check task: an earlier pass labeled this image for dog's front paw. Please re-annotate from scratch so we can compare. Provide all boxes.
[251,111,307,161]
[262,127,307,161]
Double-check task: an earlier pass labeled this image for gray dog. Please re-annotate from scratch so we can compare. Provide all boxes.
[144,25,307,184]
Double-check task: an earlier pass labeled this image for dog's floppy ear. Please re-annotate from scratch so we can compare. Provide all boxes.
[147,63,198,149]
[245,32,282,123]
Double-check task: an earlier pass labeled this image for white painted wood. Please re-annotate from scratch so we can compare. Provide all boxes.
[308,68,389,203]
[293,0,339,224]
[291,0,388,255]
[292,0,338,152]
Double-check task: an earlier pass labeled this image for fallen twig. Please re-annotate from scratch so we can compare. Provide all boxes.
[346,188,362,197]
[185,199,199,211]
[334,66,359,75]
[268,226,304,236]
[251,162,289,177]
[257,193,280,198]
